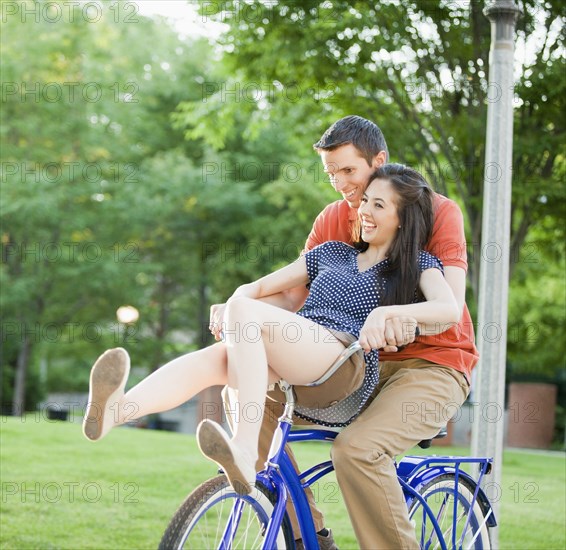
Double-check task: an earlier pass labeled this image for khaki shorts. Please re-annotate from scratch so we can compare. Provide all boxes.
[267,329,365,409]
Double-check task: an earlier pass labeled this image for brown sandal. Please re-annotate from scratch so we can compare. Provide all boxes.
[83,348,130,441]
[196,419,256,495]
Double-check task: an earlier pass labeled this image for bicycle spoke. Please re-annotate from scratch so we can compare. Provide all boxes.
[409,474,491,550]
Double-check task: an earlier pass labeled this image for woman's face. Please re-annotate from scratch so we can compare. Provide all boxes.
[358,178,400,249]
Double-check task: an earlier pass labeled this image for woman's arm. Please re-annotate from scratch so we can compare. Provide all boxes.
[359,268,460,352]
[229,256,309,302]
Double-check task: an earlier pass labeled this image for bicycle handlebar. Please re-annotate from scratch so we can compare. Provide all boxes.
[307,341,364,387]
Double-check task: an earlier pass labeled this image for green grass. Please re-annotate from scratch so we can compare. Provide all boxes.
[1,416,564,549]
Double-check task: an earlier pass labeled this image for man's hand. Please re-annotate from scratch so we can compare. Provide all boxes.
[209,303,226,341]
[381,316,419,352]
[359,310,419,353]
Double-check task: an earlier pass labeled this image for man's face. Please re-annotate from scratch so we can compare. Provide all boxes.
[320,144,385,209]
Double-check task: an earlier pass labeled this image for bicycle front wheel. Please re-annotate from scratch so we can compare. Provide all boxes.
[159,475,294,550]
[408,474,491,550]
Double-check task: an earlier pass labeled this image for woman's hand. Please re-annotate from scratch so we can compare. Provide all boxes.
[359,308,388,352]
[359,309,419,353]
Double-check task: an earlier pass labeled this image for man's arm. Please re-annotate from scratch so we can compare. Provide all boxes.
[209,286,308,341]
[366,267,466,350]
[359,267,460,352]
[380,198,469,348]
[417,198,468,333]
[444,265,466,316]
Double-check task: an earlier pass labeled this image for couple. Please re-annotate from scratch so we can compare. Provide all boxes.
[83,116,477,550]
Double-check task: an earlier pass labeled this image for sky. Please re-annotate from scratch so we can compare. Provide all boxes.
[133,0,226,38]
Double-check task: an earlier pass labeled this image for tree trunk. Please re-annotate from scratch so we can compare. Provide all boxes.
[197,260,223,424]
[150,278,170,373]
[12,333,32,416]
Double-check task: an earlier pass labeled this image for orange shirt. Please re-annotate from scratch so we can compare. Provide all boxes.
[304,195,479,380]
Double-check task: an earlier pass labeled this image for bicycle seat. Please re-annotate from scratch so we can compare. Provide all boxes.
[417,426,448,449]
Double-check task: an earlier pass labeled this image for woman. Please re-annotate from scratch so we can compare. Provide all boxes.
[83,164,459,496]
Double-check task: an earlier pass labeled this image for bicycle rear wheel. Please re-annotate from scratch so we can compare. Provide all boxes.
[408,474,491,550]
[159,475,294,550]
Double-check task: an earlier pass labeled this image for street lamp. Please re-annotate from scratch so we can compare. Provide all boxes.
[116,305,139,343]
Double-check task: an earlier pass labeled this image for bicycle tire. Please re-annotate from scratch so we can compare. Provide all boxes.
[158,474,295,550]
[408,474,491,550]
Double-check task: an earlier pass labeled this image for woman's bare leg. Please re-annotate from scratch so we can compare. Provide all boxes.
[223,297,345,462]
[196,297,346,494]
[83,343,228,440]
[123,343,228,421]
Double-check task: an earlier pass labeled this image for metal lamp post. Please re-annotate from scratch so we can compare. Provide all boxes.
[471,1,521,546]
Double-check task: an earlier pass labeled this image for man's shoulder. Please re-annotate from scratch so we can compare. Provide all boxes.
[433,192,463,217]
[428,192,467,268]
[305,199,354,253]
[317,199,350,218]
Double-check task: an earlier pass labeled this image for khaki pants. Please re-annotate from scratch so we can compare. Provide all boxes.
[332,359,470,549]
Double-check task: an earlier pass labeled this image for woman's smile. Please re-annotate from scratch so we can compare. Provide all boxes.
[361,218,377,237]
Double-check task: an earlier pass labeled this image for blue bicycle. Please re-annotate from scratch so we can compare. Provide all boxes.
[159,342,496,550]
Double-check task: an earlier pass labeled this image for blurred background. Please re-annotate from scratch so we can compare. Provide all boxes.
[1,0,564,448]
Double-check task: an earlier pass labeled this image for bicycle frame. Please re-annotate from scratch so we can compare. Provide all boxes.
[252,424,496,550]
[260,426,338,550]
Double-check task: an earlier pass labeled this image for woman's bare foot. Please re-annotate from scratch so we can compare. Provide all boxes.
[83,348,130,441]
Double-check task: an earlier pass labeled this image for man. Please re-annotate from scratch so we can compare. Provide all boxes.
[212,115,477,549]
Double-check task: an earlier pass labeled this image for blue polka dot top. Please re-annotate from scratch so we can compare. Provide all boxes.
[295,240,443,426]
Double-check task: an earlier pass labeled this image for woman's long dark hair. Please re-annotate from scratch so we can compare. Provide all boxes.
[352,164,434,306]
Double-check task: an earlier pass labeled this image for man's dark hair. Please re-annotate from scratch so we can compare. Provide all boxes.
[353,163,434,307]
[313,115,389,165]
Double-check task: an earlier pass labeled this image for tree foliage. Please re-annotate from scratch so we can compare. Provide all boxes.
[0,1,335,412]
[189,0,565,288]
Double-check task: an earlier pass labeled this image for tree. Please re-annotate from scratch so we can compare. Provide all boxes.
[0,2,216,412]
[1,1,333,414]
